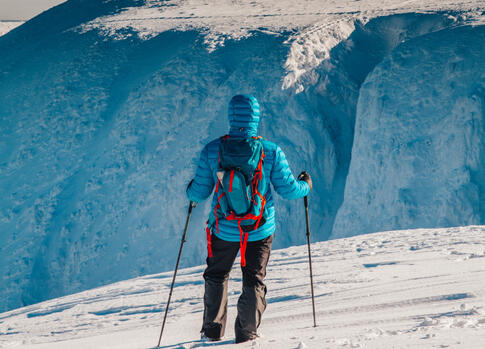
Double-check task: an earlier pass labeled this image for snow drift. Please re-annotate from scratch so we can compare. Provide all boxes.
[0,0,484,312]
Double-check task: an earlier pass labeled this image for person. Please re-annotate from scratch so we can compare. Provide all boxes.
[186,94,312,344]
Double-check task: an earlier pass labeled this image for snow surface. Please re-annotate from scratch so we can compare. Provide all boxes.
[0,0,484,313]
[0,21,23,36]
[77,0,485,90]
[1,225,485,348]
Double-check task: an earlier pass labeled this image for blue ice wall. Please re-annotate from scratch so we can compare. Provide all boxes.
[332,25,485,238]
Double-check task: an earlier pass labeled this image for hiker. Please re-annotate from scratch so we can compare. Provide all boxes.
[186,94,312,343]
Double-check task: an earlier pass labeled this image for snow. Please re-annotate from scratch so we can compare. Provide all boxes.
[0,21,23,36]
[1,225,484,348]
[0,0,484,314]
[77,0,485,90]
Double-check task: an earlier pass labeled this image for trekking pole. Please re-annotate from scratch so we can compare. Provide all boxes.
[157,201,196,348]
[304,195,317,327]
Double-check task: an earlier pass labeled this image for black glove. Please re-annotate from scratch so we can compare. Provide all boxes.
[298,171,313,191]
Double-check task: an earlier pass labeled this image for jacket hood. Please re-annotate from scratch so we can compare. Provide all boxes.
[228,94,260,137]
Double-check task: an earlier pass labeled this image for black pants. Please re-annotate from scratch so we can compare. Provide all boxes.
[202,233,273,343]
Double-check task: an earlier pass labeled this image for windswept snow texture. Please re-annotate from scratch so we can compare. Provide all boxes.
[1,226,485,348]
[332,25,485,239]
[77,0,485,90]
[0,0,485,312]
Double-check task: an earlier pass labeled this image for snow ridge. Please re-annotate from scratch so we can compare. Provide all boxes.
[77,0,484,90]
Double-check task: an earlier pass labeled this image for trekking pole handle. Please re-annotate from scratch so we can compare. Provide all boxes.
[189,201,197,211]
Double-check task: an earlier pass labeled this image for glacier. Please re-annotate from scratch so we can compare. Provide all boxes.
[0,0,484,312]
[332,25,485,238]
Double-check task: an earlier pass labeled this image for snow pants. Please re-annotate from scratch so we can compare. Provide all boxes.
[201,233,273,343]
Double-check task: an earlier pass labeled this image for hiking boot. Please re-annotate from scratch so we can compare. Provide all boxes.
[235,333,260,344]
[201,333,222,342]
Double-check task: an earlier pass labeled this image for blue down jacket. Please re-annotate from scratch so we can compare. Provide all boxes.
[186,95,309,242]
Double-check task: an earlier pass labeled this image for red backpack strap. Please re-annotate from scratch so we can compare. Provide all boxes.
[237,221,249,267]
[229,169,235,192]
[214,192,225,235]
[205,224,213,258]
[226,212,260,267]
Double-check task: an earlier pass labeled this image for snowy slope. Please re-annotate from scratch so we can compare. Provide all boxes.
[1,225,484,348]
[0,0,484,313]
[0,21,23,36]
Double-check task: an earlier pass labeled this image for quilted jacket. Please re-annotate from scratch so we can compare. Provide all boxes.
[187,95,309,242]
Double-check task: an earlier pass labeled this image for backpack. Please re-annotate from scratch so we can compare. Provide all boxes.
[205,135,268,266]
